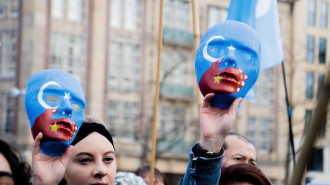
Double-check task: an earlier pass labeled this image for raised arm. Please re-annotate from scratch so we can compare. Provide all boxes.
[182,93,242,185]
[31,133,72,185]
[199,93,241,153]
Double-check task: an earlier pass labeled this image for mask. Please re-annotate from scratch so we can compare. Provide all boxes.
[196,20,261,108]
[25,69,85,156]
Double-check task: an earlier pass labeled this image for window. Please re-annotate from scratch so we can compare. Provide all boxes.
[67,0,83,22]
[49,33,86,84]
[319,117,326,138]
[157,104,187,154]
[161,50,190,86]
[319,1,328,28]
[108,42,121,87]
[164,0,173,28]
[110,0,121,28]
[255,68,275,105]
[51,0,86,22]
[304,110,312,134]
[260,117,273,153]
[306,72,314,99]
[108,42,141,93]
[208,6,227,28]
[247,116,257,146]
[124,0,141,30]
[8,0,18,17]
[107,100,140,141]
[247,116,273,154]
[317,74,325,99]
[307,0,316,26]
[176,0,189,30]
[0,0,5,18]
[318,38,326,64]
[304,109,326,138]
[0,31,17,75]
[159,104,186,140]
[306,36,315,63]
[4,97,17,135]
[51,0,65,19]
[164,0,191,31]
[307,148,323,171]
[110,0,142,31]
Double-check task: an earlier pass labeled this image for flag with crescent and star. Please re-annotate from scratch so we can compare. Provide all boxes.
[227,0,284,70]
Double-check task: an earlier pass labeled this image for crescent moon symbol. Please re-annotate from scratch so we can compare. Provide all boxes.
[256,0,272,18]
[203,35,225,62]
[38,81,61,110]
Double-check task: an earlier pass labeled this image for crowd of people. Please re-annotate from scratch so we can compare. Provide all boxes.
[1,20,274,185]
[1,92,272,185]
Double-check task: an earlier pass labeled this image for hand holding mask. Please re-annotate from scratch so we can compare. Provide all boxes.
[196,20,261,108]
[25,69,85,156]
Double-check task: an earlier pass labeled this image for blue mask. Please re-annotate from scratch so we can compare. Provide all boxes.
[196,20,261,108]
[25,69,85,156]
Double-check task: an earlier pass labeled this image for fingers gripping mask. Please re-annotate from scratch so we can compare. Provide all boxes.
[25,69,85,156]
[196,20,261,108]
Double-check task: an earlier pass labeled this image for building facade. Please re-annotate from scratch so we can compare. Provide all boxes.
[289,0,330,184]
[0,0,329,184]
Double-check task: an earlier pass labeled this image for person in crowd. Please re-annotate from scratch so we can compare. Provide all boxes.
[219,163,272,185]
[135,165,166,185]
[222,132,257,167]
[32,117,115,185]
[31,93,241,185]
[181,93,242,185]
[0,139,31,185]
[181,19,260,184]
[114,171,147,185]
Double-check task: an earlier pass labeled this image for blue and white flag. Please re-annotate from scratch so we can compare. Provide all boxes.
[227,0,284,70]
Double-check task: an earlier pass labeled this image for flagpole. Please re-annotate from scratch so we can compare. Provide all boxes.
[150,0,164,184]
[191,0,203,110]
[289,66,330,185]
[281,62,296,165]
[282,61,296,184]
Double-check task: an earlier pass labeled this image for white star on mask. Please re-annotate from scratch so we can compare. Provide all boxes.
[64,92,71,100]
[228,45,236,51]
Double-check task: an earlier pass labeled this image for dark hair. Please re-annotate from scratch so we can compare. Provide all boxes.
[223,132,253,150]
[135,165,166,185]
[0,139,31,185]
[219,163,271,185]
[71,119,114,148]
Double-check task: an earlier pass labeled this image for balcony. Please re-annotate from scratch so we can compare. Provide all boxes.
[160,83,194,100]
[163,27,194,46]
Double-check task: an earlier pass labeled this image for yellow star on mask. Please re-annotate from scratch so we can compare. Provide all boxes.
[50,122,59,133]
[214,76,223,84]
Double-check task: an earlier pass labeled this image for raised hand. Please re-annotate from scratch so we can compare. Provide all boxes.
[199,93,242,153]
[32,133,72,185]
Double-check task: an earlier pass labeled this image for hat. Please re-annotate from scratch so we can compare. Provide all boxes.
[71,121,114,149]
[114,171,147,185]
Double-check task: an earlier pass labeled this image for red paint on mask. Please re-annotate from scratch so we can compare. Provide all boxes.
[198,59,248,96]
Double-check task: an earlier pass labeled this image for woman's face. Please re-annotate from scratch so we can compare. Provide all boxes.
[64,132,116,185]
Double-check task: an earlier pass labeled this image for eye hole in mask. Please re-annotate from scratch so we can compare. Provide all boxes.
[71,104,81,111]
[47,95,60,103]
